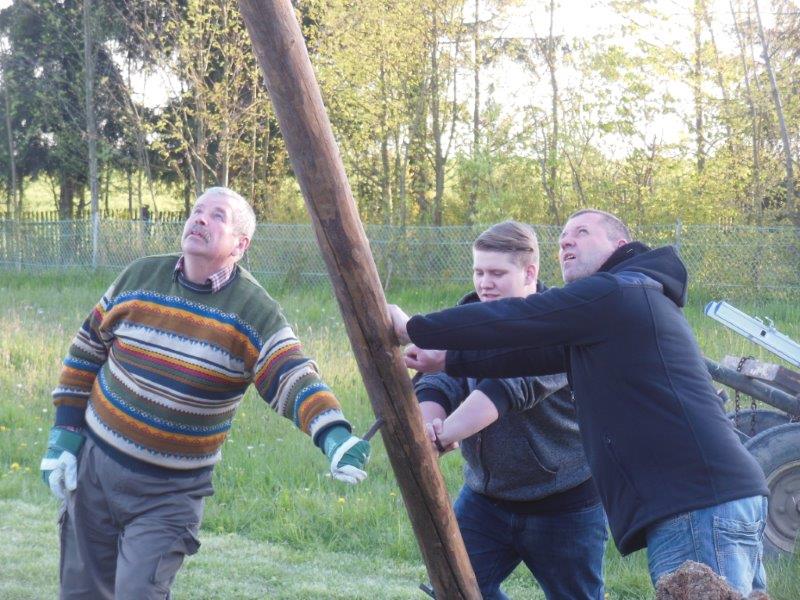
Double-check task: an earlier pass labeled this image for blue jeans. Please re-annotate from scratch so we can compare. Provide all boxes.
[454,486,608,600]
[645,495,768,595]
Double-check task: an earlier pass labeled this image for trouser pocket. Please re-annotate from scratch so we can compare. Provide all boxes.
[58,503,69,585]
[151,525,202,593]
[713,514,764,585]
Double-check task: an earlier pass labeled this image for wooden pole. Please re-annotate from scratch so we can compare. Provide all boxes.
[236,1,481,598]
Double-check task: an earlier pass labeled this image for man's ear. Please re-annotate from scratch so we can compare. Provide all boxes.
[616,239,629,248]
[234,235,251,257]
[525,263,538,286]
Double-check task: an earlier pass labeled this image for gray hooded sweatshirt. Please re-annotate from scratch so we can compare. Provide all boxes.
[413,289,593,502]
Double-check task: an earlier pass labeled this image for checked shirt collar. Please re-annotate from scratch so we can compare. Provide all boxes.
[174,255,235,293]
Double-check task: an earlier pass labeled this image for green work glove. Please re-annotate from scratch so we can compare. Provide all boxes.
[40,427,85,501]
[322,425,370,485]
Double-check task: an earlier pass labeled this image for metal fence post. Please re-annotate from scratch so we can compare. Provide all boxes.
[92,210,99,269]
[675,218,682,253]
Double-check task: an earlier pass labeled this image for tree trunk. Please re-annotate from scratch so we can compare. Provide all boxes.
[541,0,561,224]
[469,0,480,224]
[195,90,207,194]
[693,0,705,173]
[753,0,796,223]
[430,13,444,226]
[183,178,192,216]
[103,163,110,213]
[2,71,18,217]
[394,129,408,227]
[379,58,392,225]
[249,72,259,205]
[83,0,100,267]
[127,164,133,216]
[702,3,733,143]
[730,0,762,223]
[409,84,430,221]
[236,1,481,597]
[59,172,75,219]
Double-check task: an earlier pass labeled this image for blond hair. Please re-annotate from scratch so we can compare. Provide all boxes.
[473,221,539,268]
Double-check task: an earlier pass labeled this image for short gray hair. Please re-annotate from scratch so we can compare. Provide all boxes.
[567,209,630,242]
[196,187,256,239]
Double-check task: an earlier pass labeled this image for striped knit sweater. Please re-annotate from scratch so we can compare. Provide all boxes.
[53,254,350,470]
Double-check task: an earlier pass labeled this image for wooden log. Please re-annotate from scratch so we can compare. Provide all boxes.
[236,1,481,598]
[721,356,800,395]
[705,358,800,416]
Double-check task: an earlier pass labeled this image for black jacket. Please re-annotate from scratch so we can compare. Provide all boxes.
[407,243,768,554]
[414,290,593,502]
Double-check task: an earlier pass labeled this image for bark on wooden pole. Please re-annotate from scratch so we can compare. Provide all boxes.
[236,1,481,598]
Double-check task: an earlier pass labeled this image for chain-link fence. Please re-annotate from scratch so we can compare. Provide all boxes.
[0,219,798,305]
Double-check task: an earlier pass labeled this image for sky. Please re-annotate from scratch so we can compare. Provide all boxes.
[476,0,777,154]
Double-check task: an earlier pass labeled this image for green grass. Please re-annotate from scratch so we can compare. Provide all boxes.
[14,174,186,214]
[1,271,798,598]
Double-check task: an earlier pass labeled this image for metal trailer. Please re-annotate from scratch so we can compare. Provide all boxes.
[705,301,800,558]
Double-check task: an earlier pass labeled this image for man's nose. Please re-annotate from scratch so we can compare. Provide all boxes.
[560,237,573,250]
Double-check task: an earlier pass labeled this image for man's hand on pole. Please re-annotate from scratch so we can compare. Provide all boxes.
[40,427,85,501]
[387,304,411,345]
[405,345,447,373]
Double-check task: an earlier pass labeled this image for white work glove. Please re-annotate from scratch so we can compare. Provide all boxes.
[322,425,371,485]
[40,427,85,501]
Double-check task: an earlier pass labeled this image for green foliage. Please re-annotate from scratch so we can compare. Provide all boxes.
[2,0,799,226]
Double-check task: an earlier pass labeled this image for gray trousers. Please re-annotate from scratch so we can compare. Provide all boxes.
[59,437,214,600]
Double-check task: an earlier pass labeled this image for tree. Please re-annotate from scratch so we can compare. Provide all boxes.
[0,0,134,218]
[0,43,18,215]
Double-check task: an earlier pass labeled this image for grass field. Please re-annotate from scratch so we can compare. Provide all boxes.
[12,176,187,215]
[1,270,798,599]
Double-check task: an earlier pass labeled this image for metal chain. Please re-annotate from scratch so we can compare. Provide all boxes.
[734,356,757,437]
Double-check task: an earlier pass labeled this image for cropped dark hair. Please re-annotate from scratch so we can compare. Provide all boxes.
[567,209,631,242]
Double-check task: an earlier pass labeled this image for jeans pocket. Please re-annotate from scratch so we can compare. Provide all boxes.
[713,515,764,587]
[151,525,202,591]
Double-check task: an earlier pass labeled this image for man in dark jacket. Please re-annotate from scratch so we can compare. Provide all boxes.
[416,221,606,600]
[389,209,769,595]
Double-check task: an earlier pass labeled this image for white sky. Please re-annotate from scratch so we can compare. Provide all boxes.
[475,0,778,155]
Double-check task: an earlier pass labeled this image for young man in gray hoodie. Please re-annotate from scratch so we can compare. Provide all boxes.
[414,221,607,600]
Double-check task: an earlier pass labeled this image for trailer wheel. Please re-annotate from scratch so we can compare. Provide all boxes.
[727,409,791,443]
[744,423,800,558]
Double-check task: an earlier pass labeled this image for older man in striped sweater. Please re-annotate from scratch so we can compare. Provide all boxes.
[40,187,370,600]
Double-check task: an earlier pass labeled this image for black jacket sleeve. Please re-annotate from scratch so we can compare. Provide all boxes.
[446,345,568,379]
[408,274,620,351]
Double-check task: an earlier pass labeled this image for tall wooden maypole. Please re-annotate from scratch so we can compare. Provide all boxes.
[236,1,481,598]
